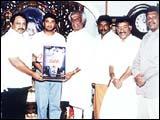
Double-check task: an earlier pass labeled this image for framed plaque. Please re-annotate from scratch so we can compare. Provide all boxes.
[42,46,66,81]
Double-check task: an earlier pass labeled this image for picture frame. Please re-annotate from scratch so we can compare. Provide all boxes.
[42,45,66,81]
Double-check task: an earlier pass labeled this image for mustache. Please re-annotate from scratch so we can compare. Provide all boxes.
[18,28,25,31]
[45,28,56,32]
[119,32,126,34]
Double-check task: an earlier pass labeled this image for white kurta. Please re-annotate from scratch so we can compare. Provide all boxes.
[99,34,141,119]
[61,28,97,119]
[92,30,120,84]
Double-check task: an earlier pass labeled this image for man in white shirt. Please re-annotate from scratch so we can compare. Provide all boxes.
[100,16,141,119]
[93,15,120,85]
[31,13,66,119]
[1,13,40,119]
[61,10,97,119]
[92,15,120,119]
[132,6,159,119]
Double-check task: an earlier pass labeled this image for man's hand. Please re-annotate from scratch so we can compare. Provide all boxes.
[112,78,122,89]
[64,67,81,81]
[65,71,74,80]
[134,73,146,87]
[32,72,43,81]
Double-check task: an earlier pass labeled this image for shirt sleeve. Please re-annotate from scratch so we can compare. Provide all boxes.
[142,37,159,81]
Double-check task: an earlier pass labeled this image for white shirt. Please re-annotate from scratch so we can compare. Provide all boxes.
[102,30,119,41]
[132,29,159,98]
[1,28,33,92]
[96,30,119,41]
[32,31,66,83]
[32,31,66,59]
[92,30,120,84]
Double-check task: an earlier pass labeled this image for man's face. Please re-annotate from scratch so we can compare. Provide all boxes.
[43,17,56,32]
[98,21,110,37]
[71,13,83,31]
[11,16,27,34]
[116,22,132,40]
[146,11,159,32]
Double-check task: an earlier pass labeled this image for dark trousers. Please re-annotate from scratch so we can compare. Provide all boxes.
[1,87,31,119]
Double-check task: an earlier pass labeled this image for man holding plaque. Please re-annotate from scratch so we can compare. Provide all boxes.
[32,13,66,119]
[61,10,97,119]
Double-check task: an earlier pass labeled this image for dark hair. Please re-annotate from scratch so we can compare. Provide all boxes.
[97,15,112,25]
[43,13,57,23]
[115,16,131,26]
[10,12,28,24]
[147,6,159,14]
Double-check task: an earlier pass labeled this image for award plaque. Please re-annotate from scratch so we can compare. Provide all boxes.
[42,46,66,81]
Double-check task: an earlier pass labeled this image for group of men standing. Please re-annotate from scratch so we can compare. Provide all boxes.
[96,6,159,119]
[1,5,159,119]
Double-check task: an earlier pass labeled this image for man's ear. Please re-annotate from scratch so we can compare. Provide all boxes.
[55,24,58,32]
[10,22,13,28]
[109,24,112,28]
[42,22,44,27]
[129,25,132,31]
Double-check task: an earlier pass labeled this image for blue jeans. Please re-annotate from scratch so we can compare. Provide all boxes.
[35,81,62,119]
